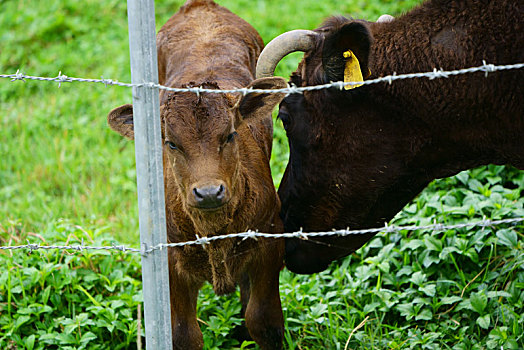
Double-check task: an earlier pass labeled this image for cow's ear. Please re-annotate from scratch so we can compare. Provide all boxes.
[237,77,288,123]
[322,21,372,88]
[108,104,135,140]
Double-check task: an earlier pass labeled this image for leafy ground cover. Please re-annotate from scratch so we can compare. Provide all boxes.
[1,0,523,349]
[0,221,143,350]
[2,167,523,349]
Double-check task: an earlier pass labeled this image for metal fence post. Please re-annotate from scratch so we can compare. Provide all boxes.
[127,0,173,348]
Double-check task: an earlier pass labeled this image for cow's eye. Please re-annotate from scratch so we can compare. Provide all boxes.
[165,140,178,150]
[226,131,237,143]
[277,110,290,129]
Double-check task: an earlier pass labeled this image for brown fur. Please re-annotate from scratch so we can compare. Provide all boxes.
[107,1,287,348]
[275,0,524,273]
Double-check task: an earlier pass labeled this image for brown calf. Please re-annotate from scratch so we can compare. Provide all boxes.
[107,0,287,348]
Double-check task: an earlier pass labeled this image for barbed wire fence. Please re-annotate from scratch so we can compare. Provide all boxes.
[2,15,524,347]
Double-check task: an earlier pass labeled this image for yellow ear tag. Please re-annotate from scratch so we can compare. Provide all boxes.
[343,50,364,90]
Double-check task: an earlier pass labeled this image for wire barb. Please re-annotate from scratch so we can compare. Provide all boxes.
[384,222,397,234]
[239,87,250,96]
[481,60,497,77]
[100,76,114,87]
[56,71,70,88]
[195,234,210,246]
[429,68,450,80]
[287,83,303,95]
[26,240,39,254]
[11,69,26,82]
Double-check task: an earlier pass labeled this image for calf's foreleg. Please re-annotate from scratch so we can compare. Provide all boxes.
[169,250,203,350]
[245,239,285,350]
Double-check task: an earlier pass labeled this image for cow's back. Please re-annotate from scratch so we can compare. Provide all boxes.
[369,0,524,166]
[157,0,264,89]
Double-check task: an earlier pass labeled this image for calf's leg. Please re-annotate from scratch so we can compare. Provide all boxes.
[232,272,253,342]
[169,250,203,350]
[244,240,284,350]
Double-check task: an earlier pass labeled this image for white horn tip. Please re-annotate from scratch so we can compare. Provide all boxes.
[377,14,394,23]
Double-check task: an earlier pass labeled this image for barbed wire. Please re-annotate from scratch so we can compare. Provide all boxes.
[0,240,140,254]
[1,61,523,95]
[2,217,522,256]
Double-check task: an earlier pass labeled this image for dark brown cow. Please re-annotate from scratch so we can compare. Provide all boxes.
[256,0,524,274]
[107,1,287,348]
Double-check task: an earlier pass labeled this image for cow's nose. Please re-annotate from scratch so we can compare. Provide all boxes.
[192,184,226,209]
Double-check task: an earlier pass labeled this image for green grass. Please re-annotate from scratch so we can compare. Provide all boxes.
[1,0,523,349]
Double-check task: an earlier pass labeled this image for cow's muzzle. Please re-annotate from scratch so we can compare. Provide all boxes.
[190,182,228,210]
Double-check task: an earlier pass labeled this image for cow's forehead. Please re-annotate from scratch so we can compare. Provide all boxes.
[162,92,233,136]
[294,44,326,87]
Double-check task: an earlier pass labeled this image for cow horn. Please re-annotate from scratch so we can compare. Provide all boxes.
[377,14,394,23]
[256,30,318,78]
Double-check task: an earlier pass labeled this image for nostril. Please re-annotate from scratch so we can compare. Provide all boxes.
[193,187,204,200]
[216,184,225,199]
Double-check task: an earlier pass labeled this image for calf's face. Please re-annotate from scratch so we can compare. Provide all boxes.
[161,86,239,211]
[107,77,287,219]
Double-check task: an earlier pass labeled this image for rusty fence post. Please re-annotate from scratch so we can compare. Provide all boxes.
[127,0,173,348]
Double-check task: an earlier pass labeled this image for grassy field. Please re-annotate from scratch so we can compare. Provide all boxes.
[1,0,523,349]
